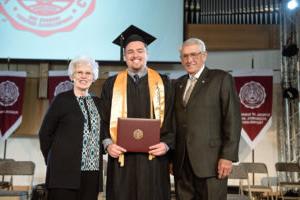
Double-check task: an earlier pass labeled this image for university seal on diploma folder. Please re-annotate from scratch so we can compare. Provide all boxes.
[133,129,143,140]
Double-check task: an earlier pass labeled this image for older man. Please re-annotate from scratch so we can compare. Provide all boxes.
[174,38,241,200]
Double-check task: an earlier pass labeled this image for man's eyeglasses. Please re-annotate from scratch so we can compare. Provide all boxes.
[181,52,204,60]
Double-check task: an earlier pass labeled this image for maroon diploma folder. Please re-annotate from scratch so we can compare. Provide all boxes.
[117,118,160,152]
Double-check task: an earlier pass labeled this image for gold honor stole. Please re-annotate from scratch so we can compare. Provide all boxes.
[110,68,165,166]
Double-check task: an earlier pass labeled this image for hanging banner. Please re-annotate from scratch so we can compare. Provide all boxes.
[233,69,273,149]
[48,71,73,102]
[0,71,26,140]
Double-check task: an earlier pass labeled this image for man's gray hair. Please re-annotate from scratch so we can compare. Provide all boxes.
[68,55,99,81]
[180,38,207,52]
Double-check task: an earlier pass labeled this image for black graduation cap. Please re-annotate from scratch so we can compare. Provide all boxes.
[112,25,156,61]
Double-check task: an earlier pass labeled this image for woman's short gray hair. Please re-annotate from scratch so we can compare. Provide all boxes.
[68,55,99,81]
[180,38,207,53]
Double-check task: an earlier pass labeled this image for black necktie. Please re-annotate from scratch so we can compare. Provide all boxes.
[134,74,140,84]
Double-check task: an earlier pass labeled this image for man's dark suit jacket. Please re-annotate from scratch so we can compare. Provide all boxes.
[39,90,104,191]
[174,67,241,178]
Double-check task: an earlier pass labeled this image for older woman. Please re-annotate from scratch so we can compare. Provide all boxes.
[39,56,103,200]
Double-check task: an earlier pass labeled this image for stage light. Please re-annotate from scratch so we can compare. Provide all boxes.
[287,0,298,10]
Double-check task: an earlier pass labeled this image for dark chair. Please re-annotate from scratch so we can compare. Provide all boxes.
[0,160,35,200]
[275,162,300,200]
[239,162,274,200]
[0,159,14,190]
[227,164,251,200]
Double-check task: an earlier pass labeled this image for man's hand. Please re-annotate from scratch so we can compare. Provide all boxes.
[107,143,126,158]
[217,158,232,179]
[149,142,168,156]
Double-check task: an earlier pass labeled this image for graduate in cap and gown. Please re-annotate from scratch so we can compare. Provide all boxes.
[100,25,174,200]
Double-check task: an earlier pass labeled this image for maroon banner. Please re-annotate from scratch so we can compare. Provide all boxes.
[48,71,73,102]
[0,71,26,140]
[233,69,273,149]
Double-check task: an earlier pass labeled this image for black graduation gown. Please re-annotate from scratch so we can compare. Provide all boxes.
[100,73,174,200]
